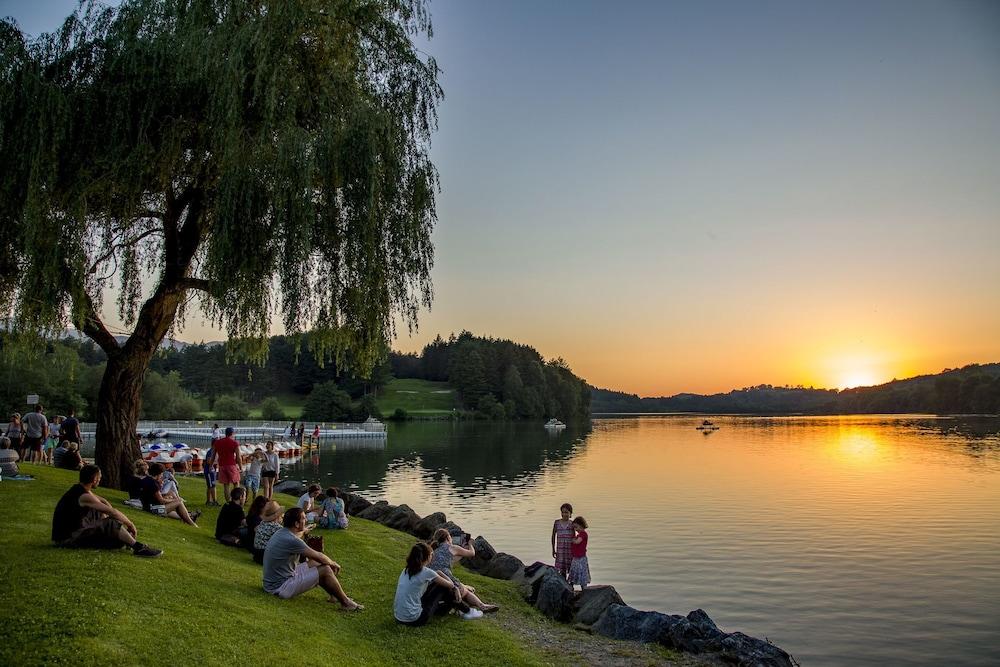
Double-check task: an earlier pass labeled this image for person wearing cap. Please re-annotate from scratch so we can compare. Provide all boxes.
[213,426,242,501]
[253,500,284,563]
[262,507,363,610]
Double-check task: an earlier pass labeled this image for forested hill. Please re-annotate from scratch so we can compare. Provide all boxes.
[592,363,1000,415]
[0,330,589,422]
[389,332,591,420]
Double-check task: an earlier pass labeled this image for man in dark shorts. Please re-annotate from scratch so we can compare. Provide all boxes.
[22,404,48,464]
[52,464,162,557]
[212,427,242,501]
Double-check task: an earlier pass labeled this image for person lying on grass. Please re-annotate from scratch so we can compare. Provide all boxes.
[216,487,247,546]
[429,528,499,614]
[262,507,363,611]
[394,542,481,626]
[141,462,200,527]
[51,464,162,557]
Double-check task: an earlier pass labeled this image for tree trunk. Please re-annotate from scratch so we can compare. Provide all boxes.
[94,349,153,489]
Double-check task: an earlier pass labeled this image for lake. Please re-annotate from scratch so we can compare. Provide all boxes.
[279,415,999,664]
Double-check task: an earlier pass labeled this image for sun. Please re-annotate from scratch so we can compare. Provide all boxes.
[837,370,879,389]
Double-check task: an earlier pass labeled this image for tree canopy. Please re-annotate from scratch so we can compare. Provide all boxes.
[0,0,442,485]
[0,0,440,364]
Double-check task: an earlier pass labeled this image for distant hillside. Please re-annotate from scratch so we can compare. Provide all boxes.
[592,363,1000,415]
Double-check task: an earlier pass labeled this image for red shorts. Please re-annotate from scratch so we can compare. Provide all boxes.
[218,465,241,485]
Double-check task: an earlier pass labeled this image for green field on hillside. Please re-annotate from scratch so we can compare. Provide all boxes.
[0,466,684,666]
[377,378,457,416]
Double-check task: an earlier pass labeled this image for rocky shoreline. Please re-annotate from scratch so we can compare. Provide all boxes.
[274,481,796,667]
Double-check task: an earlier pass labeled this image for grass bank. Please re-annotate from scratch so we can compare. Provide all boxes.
[377,378,457,417]
[0,466,685,666]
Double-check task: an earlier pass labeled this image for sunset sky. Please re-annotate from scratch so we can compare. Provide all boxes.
[5,0,999,396]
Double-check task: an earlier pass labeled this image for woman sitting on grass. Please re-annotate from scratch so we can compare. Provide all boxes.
[319,487,348,529]
[394,542,480,626]
[140,462,200,527]
[253,501,283,563]
[429,528,499,614]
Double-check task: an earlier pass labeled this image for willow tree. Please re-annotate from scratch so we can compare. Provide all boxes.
[0,0,440,487]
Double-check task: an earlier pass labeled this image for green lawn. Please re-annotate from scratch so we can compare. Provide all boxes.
[377,378,457,416]
[0,467,545,666]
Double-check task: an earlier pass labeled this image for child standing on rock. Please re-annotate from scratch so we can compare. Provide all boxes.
[551,502,575,579]
[568,516,590,590]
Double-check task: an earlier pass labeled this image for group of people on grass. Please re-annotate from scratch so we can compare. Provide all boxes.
[40,423,592,627]
[3,405,85,473]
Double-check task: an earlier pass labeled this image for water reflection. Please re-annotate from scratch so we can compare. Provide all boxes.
[287,420,591,495]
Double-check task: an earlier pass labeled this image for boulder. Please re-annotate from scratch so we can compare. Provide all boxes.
[572,585,626,627]
[273,480,306,497]
[378,503,421,534]
[686,608,723,640]
[592,605,794,667]
[510,561,554,599]
[356,501,394,522]
[591,604,683,644]
[340,492,372,516]
[534,570,574,622]
[460,536,496,571]
[710,631,794,667]
[413,511,448,539]
[479,552,524,580]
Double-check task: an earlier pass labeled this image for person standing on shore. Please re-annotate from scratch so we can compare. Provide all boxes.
[551,503,575,579]
[261,441,279,500]
[213,427,241,501]
[568,516,591,590]
[296,423,305,446]
[22,404,48,464]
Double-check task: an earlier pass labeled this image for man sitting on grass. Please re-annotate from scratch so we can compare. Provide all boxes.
[262,507,363,611]
[215,487,247,546]
[52,464,162,557]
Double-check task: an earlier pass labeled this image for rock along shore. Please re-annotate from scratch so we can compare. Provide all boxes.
[274,480,796,667]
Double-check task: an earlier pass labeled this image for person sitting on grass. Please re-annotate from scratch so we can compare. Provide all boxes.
[141,462,200,527]
[159,467,181,501]
[245,495,267,550]
[429,528,499,613]
[394,542,479,626]
[53,441,84,471]
[319,487,348,529]
[253,501,283,564]
[125,459,149,505]
[262,507,363,611]
[0,436,22,478]
[297,484,322,522]
[52,464,162,557]
[216,487,247,546]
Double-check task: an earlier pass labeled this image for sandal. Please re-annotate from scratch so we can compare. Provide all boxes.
[480,604,500,613]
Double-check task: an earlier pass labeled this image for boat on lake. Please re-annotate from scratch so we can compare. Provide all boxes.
[695,419,719,431]
[544,418,566,430]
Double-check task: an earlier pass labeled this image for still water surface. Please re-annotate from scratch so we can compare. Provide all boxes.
[282,415,1000,666]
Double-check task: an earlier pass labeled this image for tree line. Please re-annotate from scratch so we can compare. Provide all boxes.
[389,331,591,420]
[591,363,1000,415]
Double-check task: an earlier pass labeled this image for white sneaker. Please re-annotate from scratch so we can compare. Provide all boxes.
[460,608,484,620]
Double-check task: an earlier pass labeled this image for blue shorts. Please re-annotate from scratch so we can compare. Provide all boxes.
[243,474,260,492]
[204,468,217,487]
